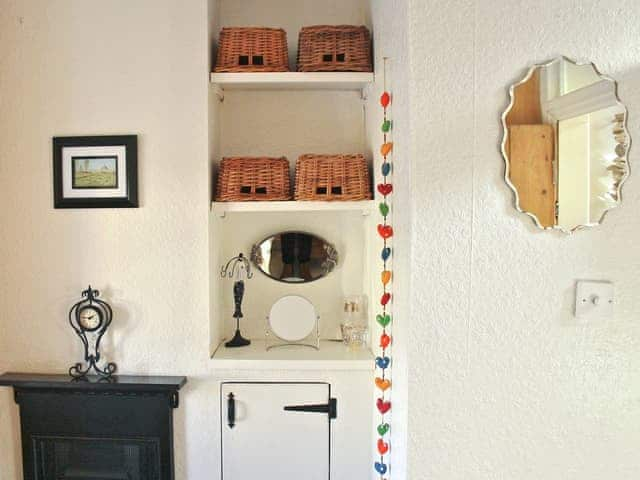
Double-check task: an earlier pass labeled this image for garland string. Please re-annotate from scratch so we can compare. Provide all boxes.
[374,57,393,479]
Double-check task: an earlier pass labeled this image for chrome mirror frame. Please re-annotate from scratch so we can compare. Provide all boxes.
[250,231,338,284]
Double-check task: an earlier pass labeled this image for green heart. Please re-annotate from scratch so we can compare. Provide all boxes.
[377,423,390,436]
[379,202,389,217]
[381,120,392,133]
[376,314,391,327]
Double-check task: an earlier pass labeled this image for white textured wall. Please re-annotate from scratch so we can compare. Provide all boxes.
[407,1,640,479]
[0,1,212,478]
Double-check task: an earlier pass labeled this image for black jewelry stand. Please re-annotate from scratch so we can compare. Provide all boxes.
[225,280,250,347]
[221,253,252,348]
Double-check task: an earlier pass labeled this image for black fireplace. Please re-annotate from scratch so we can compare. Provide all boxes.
[34,436,159,480]
[0,373,186,480]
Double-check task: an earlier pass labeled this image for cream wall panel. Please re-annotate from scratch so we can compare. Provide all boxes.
[219,90,366,171]
[0,1,212,478]
[214,211,369,341]
[0,1,386,479]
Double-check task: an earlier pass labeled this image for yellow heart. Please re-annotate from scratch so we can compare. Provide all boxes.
[381,270,392,285]
[375,377,392,391]
[380,142,394,156]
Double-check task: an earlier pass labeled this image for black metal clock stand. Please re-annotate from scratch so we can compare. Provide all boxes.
[68,286,117,379]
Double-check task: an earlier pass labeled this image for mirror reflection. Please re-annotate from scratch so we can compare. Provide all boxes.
[251,232,338,283]
[502,57,630,232]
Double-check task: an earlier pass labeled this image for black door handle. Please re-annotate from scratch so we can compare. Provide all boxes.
[283,398,337,419]
[227,393,235,428]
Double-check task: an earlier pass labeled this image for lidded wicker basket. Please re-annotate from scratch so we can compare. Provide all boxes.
[294,154,372,201]
[297,25,372,72]
[216,157,291,201]
[215,27,289,72]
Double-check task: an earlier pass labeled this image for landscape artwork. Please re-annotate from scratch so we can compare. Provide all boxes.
[54,135,138,208]
[72,156,118,189]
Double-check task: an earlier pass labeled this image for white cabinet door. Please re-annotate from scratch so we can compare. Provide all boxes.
[221,382,332,480]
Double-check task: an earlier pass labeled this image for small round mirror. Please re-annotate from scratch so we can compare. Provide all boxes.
[251,231,338,283]
[268,295,317,342]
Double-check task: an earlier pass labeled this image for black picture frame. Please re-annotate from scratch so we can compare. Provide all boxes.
[53,135,138,208]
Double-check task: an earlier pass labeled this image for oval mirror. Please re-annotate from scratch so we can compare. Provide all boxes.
[501,56,630,233]
[250,231,338,283]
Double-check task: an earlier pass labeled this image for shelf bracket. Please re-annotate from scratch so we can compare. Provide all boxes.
[212,84,224,102]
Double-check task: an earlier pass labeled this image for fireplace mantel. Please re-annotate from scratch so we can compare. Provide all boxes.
[0,372,187,407]
[0,372,187,480]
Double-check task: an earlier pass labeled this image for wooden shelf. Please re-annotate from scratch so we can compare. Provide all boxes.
[211,340,374,371]
[211,200,374,217]
[210,72,374,92]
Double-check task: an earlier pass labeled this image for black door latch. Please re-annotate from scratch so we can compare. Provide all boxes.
[283,398,337,419]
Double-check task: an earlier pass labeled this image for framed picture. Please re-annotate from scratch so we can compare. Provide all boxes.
[53,135,138,208]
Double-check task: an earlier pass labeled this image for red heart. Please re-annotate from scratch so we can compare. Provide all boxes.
[377,398,391,414]
[378,438,390,455]
[381,293,391,306]
[380,92,391,108]
[377,225,393,239]
[377,183,393,196]
[380,333,391,348]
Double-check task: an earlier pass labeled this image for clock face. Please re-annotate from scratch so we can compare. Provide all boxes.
[78,306,102,331]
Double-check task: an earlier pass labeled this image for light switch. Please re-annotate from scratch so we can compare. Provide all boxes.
[575,280,614,319]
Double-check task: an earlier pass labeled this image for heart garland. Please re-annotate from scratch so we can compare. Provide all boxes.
[374,75,394,478]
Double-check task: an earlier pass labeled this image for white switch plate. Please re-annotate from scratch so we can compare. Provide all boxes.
[575,280,614,319]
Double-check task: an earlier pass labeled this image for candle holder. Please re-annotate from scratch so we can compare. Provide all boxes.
[220,253,253,348]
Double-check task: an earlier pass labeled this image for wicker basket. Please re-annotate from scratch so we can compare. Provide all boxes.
[297,25,372,72]
[294,154,372,201]
[216,157,291,201]
[215,27,289,72]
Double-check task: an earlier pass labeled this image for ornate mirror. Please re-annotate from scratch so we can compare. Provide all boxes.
[250,231,338,283]
[501,56,630,233]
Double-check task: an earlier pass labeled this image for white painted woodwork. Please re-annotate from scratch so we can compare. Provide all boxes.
[210,72,374,92]
[211,200,374,217]
[221,383,331,480]
[212,340,374,370]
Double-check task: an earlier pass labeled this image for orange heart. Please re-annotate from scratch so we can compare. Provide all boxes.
[375,377,391,391]
[380,91,391,108]
[380,333,391,348]
[380,142,393,157]
[378,438,390,455]
[381,270,391,285]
